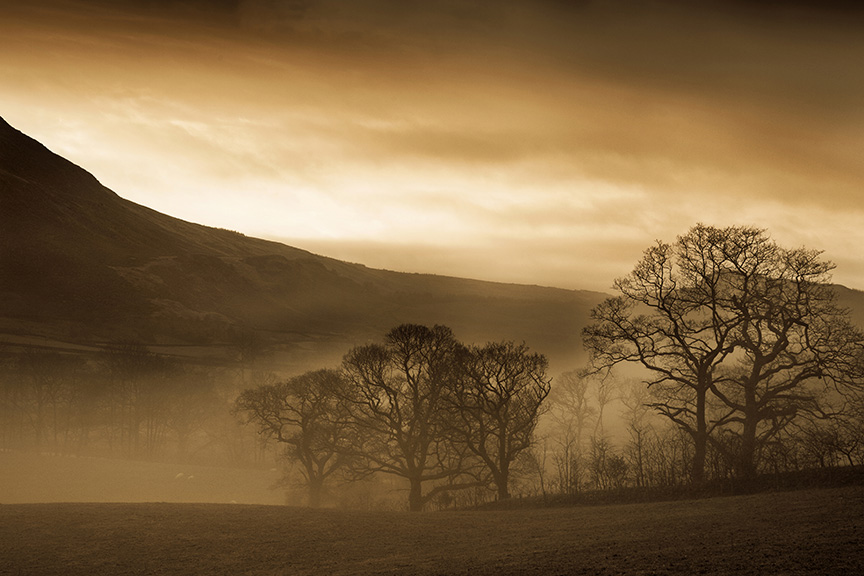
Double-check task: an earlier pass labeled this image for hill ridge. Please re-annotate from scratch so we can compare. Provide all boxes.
[0,116,604,371]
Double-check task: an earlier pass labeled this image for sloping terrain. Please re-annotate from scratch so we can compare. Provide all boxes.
[4,116,864,372]
[0,116,605,370]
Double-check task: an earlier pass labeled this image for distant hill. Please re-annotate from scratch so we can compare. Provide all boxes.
[0,116,606,373]
[5,116,863,374]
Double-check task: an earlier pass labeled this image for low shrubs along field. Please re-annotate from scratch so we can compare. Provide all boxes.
[481,465,864,510]
[2,485,862,575]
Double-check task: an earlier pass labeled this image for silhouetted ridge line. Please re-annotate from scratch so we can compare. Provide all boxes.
[0,115,602,366]
[0,115,112,199]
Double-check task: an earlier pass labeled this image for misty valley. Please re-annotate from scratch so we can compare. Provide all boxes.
[4,310,864,512]
[4,22,864,568]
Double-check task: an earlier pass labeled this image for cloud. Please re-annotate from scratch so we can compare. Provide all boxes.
[3,0,864,290]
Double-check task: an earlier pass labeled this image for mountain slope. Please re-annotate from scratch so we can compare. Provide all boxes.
[0,116,605,371]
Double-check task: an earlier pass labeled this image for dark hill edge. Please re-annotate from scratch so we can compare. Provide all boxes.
[4,115,863,373]
[831,284,864,327]
[0,116,607,371]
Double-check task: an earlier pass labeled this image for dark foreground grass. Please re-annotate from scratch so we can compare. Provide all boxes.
[1,485,862,575]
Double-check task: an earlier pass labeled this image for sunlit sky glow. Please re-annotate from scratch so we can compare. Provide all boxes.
[3,0,864,291]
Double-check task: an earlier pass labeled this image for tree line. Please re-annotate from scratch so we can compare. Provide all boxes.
[236,224,864,509]
[583,224,864,484]
[0,340,258,465]
[2,224,864,510]
[236,325,551,511]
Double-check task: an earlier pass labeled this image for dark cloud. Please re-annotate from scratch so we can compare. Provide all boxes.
[722,0,864,15]
[77,0,241,13]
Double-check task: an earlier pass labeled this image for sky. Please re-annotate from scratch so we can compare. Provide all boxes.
[2,0,864,291]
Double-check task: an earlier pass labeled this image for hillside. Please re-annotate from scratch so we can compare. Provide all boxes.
[4,116,864,373]
[0,116,605,371]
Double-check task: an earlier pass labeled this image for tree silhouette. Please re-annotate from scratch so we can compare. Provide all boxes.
[584,225,742,483]
[707,235,864,477]
[341,324,480,511]
[583,224,864,482]
[448,341,550,500]
[236,369,351,507]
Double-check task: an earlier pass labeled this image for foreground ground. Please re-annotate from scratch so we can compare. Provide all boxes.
[1,485,862,575]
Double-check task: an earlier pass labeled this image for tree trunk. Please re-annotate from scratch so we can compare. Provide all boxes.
[691,388,708,485]
[692,434,706,485]
[738,404,759,480]
[497,440,511,500]
[496,468,510,500]
[408,477,424,512]
[307,477,324,508]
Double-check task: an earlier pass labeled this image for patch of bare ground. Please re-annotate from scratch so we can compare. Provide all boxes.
[1,485,862,575]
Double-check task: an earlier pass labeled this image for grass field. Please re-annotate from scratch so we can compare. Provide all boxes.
[0,451,283,505]
[1,485,862,575]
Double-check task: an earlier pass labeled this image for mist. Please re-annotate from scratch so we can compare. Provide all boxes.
[3,1,864,573]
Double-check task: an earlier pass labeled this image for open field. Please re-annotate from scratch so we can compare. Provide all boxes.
[0,451,283,505]
[1,485,862,575]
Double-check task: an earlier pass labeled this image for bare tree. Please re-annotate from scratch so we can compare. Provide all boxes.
[547,370,596,494]
[449,341,551,500]
[341,324,478,512]
[0,341,16,448]
[584,224,864,483]
[588,436,628,490]
[583,225,742,483]
[592,373,616,437]
[17,349,86,451]
[101,342,174,457]
[830,397,864,467]
[620,381,653,488]
[236,369,350,507]
[709,240,864,477]
[164,366,220,462]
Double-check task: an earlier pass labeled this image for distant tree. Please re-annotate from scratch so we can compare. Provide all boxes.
[0,341,22,449]
[584,224,864,482]
[528,438,551,499]
[205,369,279,467]
[341,324,479,512]
[620,381,654,488]
[448,341,551,500]
[101,341,173,457]
[547,370,596,494]
[830,398,864,467]
[236,369,350,507]
[230,327,271,390]
[17,349,86,450]
[588,436,628,490]
[164,366,220,462]
[592,373,616,437]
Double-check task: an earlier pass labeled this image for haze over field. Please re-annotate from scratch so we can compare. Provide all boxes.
[5,9,864,576]
[2,1,864,291]
[6,115,864,512]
